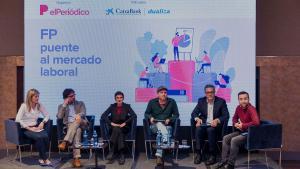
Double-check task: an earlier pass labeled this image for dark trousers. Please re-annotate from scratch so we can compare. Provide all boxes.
[23,130,49,160]
[221,131,246,165]
[195,125,221,155]
[174,47,179,60]
[110,126,127,153]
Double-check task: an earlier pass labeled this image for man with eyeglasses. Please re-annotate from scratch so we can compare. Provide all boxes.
[191,84,229,165]
[57,88,89,168]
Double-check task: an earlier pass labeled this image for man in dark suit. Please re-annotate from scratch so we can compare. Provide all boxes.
[191,84,229,165]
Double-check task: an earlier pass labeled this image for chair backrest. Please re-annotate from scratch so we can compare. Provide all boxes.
[5,118,22,145]
[5,118,52,145]
[190,118,228,141]
[143,118,180,140]
[86,115,95,139]
[126,117,137,140]
[56,118,65,141]
[100,116,137,141]
[100,118,110,140]
[246,120,282,150]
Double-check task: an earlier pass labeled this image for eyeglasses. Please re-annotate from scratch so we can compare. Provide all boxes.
[205,91,215,94]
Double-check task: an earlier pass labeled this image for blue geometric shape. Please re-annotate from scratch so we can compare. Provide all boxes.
[209,37,229,62]
[179,34,191,48]
[148,72,170,88]
[192,72,217,102]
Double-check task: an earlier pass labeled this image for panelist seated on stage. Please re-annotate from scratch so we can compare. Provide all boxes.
[216,91,260,169]
[101,91,137,165]
[57,88,89,168]
[144,86,180,167]
[191,84,229,165]
[15,89,52,166]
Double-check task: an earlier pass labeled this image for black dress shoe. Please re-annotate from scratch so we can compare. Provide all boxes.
[205,155,216,165]
[118,153,125,165]
[224,163,234,169]
[194,153,202,164]
[107,153,118,164]
[215,161,227,169]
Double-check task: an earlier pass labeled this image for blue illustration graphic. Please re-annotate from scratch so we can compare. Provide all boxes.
[135,29,235,103]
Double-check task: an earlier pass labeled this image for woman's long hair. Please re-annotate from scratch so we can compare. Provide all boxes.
[25,88,40,112]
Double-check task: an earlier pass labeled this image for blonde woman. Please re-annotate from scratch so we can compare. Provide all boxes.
[15,89,51,166]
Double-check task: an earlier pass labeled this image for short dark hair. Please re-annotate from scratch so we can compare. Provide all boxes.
[63,88,75,99]
[238,91,249,98]
[114,91,124,99]
[204,84,215,92]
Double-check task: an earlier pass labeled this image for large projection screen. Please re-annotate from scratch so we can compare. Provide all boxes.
[25,0,256,125]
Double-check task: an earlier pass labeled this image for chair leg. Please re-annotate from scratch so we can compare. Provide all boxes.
[279,148,282,168]
[132,141,135,161]
[145,141,149,160]
[248,151,250,169]
[102,148,105,160]
[30,144,33,155]
[191,140,194,161]
[89,148,93,160]
[58,141,61,154]
[18,146,22,163]
[176,144,179,162]
[48,141,51,159]
[5,141,9,157]
[108,141,111,151]
[149,141,153,157]
[265,151,269,169]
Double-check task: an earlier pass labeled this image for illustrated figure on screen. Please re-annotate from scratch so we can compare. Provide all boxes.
[216,91,260,169]
[139,67,151,88]
[171,32,184,61]
[196,50,211,73]
[57,88,89,168]
[101,91,137,165]
[144,86,180,166]
[191,84,229,165]
[15,89,52,166]
[215,73,230,88]
[151,52,163,73]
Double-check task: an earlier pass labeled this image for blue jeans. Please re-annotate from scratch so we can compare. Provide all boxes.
[150,122,172,157]
[24,129,49,160]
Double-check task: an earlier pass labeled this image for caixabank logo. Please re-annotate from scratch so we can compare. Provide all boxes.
[40,4,90,16]
[105,7,142,16]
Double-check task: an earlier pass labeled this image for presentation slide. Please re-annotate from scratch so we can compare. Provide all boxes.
[25,0,256,125]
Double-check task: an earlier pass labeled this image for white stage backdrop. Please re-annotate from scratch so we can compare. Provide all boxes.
[25,0,256,125]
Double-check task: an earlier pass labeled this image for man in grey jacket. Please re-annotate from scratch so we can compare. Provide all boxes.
[57,88,88,168]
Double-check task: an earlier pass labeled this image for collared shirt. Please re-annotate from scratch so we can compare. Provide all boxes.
[145,97,179,122]
[68,104,76,123]
[15,103,49,128]
[207,100,214,122]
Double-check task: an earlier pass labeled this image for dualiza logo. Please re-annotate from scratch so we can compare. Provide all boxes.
[147,8,170,14]
[40,4,90,16]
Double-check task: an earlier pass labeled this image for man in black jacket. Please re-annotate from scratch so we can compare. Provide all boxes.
[191,84,229,165]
